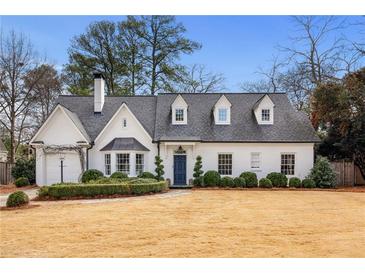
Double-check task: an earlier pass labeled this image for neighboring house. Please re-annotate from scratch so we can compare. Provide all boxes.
[0,139,8,162]
[30,73,319,186]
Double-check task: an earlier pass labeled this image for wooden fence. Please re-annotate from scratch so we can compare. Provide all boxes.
[0,162,14,185]
[330,160,365,187]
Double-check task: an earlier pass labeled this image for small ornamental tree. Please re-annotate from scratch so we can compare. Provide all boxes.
[193,156,204,186]
[155,156,165,181]
[309,156,337,188]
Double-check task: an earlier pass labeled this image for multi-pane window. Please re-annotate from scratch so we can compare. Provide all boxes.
[175,108,184,122]
[218,154,232,175]
[136,154,144,175]
[218,108,228,122]
[281,154,295,175]
[104,154,111,175]
[251,152,261,169]
[261,109,270,121]
[116,153,130,174]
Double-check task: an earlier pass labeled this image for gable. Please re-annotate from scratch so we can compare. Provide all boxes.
[253,95,275,125]
[213,95,232,125]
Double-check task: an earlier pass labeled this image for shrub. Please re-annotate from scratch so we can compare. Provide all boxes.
[240,172,258,187]
[193,155,204,186]
[259,178,272,188]
[155,156,165,181]
[220,176,234,188]
[6,191,29,207]
[38,186,49,197]
[233,177,246,188]
[289,177,302,188]
[81,169,104,183]
[193,176,203,187]
[203,170,221,187]
[130,181,168,195]
[110,172,128,179]
[266,172,288,187]
[128,178,158,184]
[302,178,316,188]
[85,178,126,184]
[138,171,156,179]
[11,158,36,184]
[14,177,30,187]
[309,156,337,188]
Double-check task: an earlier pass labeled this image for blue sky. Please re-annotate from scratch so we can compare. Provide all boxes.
[0,16,363,90]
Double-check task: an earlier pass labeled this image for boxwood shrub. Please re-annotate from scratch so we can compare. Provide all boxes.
[289,177,302,188]
[14,177,30,187]
[110,172,128,179]
[138,171,156,179]
[240,172,258,188]
[6,191,29,207]
[302,178,316,188]
[203,170,221,187]
[233,177,246,188]
[266,172,288,188]
[193,176,203,187]
[81,169,104,182]
[259,178,273,188]
[220,176,235,188]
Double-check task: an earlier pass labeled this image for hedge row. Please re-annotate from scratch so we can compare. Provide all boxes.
[42,181,168,199]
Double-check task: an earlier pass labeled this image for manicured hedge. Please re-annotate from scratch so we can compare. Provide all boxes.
[259,178,273,188]
[110,172,128,179]
[45,181,167,199]
[6,191,29,207]
[266,172,288,187]
[240,172,258,187]
[138,171,156,179]
[219,176,235,188]
[203,170,221,187]
[233,177,246,188]
[289,177,301,188]
[15,177,30,187]
[302,178,316,188]
[81,169,104,182]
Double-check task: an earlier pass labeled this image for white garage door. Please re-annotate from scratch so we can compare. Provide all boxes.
[46,152,82,185]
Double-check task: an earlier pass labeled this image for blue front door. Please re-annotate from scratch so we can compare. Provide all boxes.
[174,155,186,185]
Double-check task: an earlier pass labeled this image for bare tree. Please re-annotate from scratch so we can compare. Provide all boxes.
[0,31,45,163]
[175,64,225,93]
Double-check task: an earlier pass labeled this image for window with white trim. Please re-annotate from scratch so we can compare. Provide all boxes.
[251,152,261,169]
[116,153,130,174]
[175,108,184,122]
[136,154,144,175]
[218,108,228,122]
[281,154,295,175]
[261,109,270,121]
[104,154,111,175]
[218,154,232,175]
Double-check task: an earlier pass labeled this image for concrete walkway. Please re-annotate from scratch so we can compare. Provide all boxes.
[0,188,39,207]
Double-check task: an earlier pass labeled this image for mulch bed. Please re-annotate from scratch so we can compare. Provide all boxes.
[33,190,169,201]
[0,184,38,194]
[0,204,40,211]
[193,186,365,193]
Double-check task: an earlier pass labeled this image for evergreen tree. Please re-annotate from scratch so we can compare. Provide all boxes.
[154,155,165,181]
[193,155,203,186]
[309,156,337,188]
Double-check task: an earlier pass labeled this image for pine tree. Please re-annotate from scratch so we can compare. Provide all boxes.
[193,155,204,187]
[154,155,165,181]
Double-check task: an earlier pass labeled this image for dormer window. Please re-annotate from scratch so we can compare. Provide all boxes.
[261,109,270,121]
[218,108,228,122]
[175,108,185,122]
[171,95,188,125]
[214,95,231,125]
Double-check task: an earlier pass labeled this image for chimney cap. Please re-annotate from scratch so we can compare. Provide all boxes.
[93,71,104,79]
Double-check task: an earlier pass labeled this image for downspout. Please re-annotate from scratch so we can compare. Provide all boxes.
[157,140,160,157]
[86,141,95,170]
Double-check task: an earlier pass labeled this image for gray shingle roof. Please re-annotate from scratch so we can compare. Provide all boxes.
[56,93,319,143]
[100,137,150,151]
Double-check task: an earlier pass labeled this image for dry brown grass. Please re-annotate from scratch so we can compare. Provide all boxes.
[1,190,364,258]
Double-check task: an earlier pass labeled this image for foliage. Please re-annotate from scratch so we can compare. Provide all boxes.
[193,155,204,186]
[81,169,104,183]
[240,172,258,188]
[45,181,167,198]
[289,177,302,188]
[203,170,221,187]
[233,177,246,188]
[6,191,29,207]
[308,156,337,188]
[266,172,288,188]
[38,186,49,197]
[219,176,234,188]
[14,177,30,188]
[154,156,165,181]
[138,171,156,179]
[110,171,128,179]
[302,178,316,188]
[259,178,273,188]
[11,158,36,184]
[193,176,203,187]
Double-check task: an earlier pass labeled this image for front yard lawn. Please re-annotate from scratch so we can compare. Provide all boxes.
[0,190,364,257]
